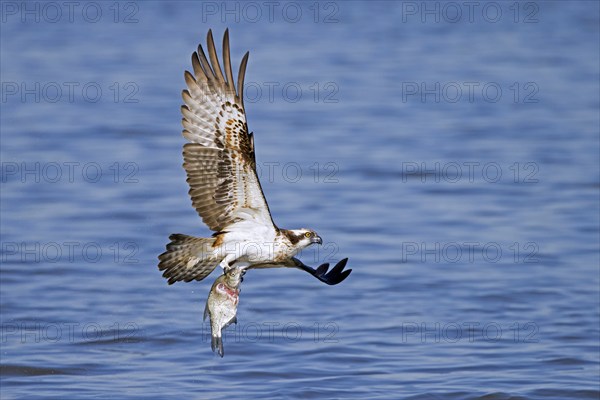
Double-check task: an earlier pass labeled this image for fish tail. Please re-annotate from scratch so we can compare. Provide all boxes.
[211,334,224,357]
[158,233,219,284]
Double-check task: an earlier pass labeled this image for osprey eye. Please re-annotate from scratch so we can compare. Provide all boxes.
[305,232,312,238]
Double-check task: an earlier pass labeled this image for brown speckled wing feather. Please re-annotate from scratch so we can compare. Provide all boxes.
[181,29,275,232]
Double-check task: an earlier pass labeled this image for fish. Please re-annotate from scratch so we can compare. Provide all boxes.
[203,266,243,357]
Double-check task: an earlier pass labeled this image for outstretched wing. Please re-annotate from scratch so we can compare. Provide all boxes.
[181,30,275,232]
[247,258,352,286]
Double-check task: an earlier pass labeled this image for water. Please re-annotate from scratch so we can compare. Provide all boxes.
[1,1,599,398]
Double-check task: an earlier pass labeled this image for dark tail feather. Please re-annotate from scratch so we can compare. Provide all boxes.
[158,234,219,284]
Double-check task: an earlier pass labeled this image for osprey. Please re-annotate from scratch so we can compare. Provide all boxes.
[158,30,351,286]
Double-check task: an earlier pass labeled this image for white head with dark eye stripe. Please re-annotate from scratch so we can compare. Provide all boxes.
[282,228,322,250]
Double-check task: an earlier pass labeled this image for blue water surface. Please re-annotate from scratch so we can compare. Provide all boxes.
[1,1,599,399]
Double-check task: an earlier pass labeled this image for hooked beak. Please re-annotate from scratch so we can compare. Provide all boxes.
[311,235,323,245]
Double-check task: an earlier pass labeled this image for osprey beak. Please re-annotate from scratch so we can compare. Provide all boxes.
[311,235,323,245]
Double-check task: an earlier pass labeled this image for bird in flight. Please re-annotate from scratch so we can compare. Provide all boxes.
[158,29,351,355]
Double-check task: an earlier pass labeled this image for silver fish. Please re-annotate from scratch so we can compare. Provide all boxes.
[203,266,243,357]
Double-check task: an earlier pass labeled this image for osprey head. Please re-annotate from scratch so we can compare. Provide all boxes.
[283,228,322,249]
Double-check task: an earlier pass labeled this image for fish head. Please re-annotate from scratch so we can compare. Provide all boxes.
[223,266,243,289]
[216,282,239,305]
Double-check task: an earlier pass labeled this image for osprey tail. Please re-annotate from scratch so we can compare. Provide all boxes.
[158,234,220,284]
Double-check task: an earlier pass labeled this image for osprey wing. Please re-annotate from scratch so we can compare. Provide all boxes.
[181,30,275,232]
